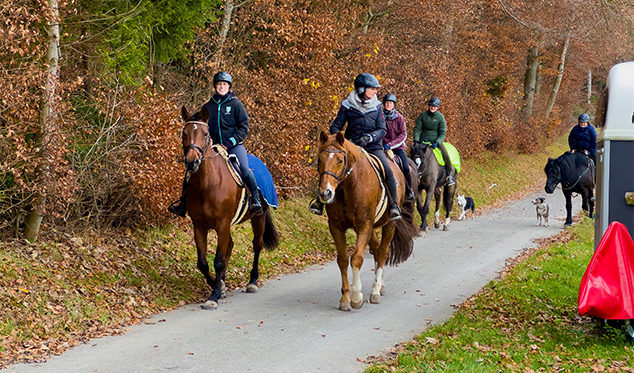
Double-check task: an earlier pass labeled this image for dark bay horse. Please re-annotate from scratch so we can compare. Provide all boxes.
[544,151,594,226]
[180,106,279,309]
[409,141,458,231]
[316,131,418,311]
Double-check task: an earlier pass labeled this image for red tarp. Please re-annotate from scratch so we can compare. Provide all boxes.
[579,221,634,319]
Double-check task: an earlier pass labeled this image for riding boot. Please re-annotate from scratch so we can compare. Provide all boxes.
[167,196,187,217]
[386,176,402,221]
[404,177,415,201]
[168,174,189,217]
[243,172,264,216]
[308,197,324,215]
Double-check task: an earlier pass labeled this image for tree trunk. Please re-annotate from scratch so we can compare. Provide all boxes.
[587,69,592,104]
[24,0,60,242]
[522,46,539,123]
[214,0,235,68]
[544,35,570,120]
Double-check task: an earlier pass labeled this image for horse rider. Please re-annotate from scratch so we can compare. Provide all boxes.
[309,73,402,221]
[568,113,597,166]
[413,97,456,186]
[382,93,415,201]
[168,71,263,217]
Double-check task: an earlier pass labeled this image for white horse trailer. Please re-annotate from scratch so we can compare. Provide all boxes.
[594,61,634,249]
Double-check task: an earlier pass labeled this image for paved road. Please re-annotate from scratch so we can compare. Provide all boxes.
[5,189,583,373]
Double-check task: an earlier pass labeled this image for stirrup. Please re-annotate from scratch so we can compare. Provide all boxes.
[309,198,324,216]
[405,188,416,201]
[446,175,456,186]
[388,204,402,221]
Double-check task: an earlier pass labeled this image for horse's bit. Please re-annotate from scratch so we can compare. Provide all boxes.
[319,148,355,184]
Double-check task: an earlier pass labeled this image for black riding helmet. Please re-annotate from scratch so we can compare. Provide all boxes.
[578,113,590,123]
[428,97,440,107]
[382,93,397,104]
[213,71,233,87]
[354,73,381,95]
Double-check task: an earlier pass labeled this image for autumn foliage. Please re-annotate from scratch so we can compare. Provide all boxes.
[1,0,633,233]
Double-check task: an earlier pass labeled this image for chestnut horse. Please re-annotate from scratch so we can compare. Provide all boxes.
[180,106,279,310]
[316,131,418,311]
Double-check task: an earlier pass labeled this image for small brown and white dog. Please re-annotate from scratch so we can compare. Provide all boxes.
[532,197,549,227]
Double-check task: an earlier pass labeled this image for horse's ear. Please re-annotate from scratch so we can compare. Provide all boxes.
[319,130,329,144]
[200,106,209,122]
[335,131,345,145]
[181,106,190,122]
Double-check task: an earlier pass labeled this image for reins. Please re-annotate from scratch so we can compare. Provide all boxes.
[318,147,356,184]
[561,157,592,191]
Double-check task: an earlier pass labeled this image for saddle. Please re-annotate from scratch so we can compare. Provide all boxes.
[359,148,390,223]
[211,145,249,225]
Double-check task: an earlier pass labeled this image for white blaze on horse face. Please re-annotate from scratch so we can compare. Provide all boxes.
[416,158,422,168]
[351,267,363,304]
[193,123,198,130]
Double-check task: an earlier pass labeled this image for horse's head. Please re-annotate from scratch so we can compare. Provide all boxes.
[316,131,352,204]
[181,105,211,173]
[544,157,561,194]
[410,141,430,171]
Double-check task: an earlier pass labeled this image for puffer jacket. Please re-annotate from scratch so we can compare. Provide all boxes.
[568,124,597,159]
[329,100,386,151]
[383,111,407,150]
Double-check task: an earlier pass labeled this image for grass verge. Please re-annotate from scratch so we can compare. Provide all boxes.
[364,217,634,372]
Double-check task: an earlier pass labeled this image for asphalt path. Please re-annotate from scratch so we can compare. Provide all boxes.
[6,188,583,373]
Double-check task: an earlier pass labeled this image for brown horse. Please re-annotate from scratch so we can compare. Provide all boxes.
[180,106,279,310]
[316,131,418,311]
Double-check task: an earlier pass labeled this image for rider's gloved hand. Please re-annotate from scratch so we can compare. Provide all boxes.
[357,134,372,147]
[431,142,438,149]
[383,144,391,150]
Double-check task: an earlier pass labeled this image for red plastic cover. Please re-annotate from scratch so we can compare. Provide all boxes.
[579,222,634,319]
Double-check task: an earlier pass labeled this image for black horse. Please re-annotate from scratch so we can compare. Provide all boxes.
[544,151,594,226]
[409,142,457,231]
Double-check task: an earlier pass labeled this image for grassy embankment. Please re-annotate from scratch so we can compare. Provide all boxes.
[364,216,634,372]
[1,135,570,367]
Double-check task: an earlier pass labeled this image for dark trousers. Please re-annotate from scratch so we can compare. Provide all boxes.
[392,148,412,187]
[369,149,398,203]
[229,144,259,196]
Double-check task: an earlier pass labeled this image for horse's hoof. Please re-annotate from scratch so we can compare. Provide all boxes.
[339,302,352,311]
[351,299,364,309]
[246,283,259,293]
[201,300,218,310]
[369,293,381,304]
[434,223,440,229]
[443,225,449,231]
[564,223,572,227]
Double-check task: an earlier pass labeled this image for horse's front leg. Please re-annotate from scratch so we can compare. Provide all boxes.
[194,226,215,291]
[588,189,595,218]
[421,188,433,231]
[248,214,266,293]
[442,185,456,231]
[349,222,373,310]
[202,224,233,310]
[370,223,394,304]
[433,188,442,229]
[564,191,573,226]
[330,225,351,311]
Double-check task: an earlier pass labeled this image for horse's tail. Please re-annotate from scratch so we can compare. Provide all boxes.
[388,200,417,265]
[263,209,279,251]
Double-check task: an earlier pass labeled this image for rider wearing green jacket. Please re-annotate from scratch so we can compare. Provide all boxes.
[413,97,455,186]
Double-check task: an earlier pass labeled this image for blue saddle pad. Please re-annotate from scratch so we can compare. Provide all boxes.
[248,154,278,209]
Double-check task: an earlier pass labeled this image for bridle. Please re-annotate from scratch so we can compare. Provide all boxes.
[182,120,217,163]
[318,147,355,184]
